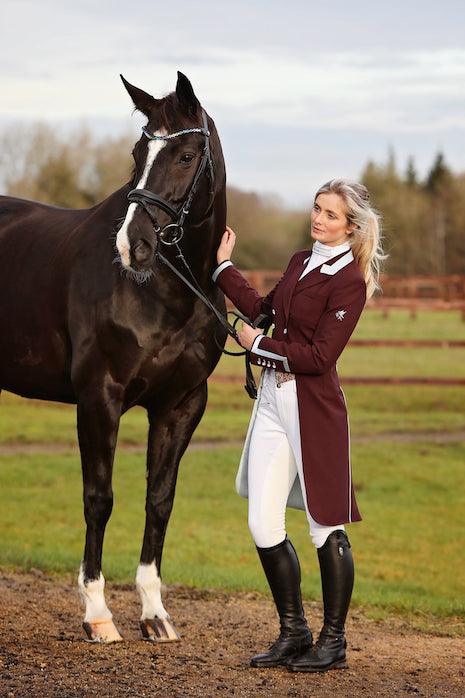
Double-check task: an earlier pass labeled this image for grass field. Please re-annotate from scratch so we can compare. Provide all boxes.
[1,308,464,633]
[0,442,464,628]
[1,383,464,444]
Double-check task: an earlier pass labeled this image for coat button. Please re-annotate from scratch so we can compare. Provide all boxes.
[283,328,288,334]
[272,309,276,315]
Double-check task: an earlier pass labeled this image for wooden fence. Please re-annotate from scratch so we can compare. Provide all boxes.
[226,272,465,320]
[218,271,465,386]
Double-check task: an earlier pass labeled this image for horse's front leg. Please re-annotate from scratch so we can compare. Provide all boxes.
[137,381,208,642]
[76,380,124,643]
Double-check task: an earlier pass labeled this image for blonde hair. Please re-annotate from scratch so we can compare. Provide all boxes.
[314,178,387,299]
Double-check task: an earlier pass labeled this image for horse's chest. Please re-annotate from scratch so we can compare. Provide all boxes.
[128,340,211,407]
[106,299,221,408]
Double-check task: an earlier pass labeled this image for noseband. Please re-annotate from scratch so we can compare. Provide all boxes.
[127,109,214,246]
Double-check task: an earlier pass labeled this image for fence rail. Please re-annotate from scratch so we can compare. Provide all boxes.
[236,270,465,300]
[349,339,465,347]
[211,375,465,386]
[227,271,465,320]
[219,271,465,386]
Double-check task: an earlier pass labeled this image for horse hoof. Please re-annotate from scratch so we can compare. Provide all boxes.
[82,619,123,643]
[140,617,181,642]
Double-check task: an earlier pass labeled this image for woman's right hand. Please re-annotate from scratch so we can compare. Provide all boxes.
[217,225,236,264]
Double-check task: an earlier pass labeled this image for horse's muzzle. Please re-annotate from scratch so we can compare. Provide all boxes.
[131,238,156,269]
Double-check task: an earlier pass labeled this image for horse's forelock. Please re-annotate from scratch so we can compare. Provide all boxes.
[157,93,201,132]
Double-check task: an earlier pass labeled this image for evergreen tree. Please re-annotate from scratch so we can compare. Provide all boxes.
[405,157,418,187]
[1,125,464,275]
[425,152,451,194]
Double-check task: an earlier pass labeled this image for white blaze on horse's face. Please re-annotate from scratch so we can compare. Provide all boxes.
[116,129,167,268]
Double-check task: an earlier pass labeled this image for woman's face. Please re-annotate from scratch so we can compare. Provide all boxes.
[310,192,353,247]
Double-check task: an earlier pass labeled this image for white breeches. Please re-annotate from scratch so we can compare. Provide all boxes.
[248,368,345,549]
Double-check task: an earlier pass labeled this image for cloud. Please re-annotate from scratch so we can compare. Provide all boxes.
[4,46,465,134]
[2,1,465,205]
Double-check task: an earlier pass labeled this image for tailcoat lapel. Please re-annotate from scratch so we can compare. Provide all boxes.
[283,249,353,322]
[282,253,308,324]
[294,265,331,293]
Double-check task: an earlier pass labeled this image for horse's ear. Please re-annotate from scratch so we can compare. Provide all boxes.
[120,74,158,117]
[176,71,200,118]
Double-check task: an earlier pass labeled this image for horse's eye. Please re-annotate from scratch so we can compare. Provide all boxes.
[180,153,195,164]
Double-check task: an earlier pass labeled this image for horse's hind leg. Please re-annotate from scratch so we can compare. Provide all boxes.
[137,381,208,642]
[76,381,124,643]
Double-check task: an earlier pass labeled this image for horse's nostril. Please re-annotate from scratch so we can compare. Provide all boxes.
[132,239,152,264]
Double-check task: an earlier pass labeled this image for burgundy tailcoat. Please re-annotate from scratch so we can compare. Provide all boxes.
[212,247,367,526]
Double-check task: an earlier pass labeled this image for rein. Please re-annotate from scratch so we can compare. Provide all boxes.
[126,110,264,398]
[156,242,266,399]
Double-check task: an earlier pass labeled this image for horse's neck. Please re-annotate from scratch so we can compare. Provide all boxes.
[182,197,226,288]
[180,224,215,286]
[96,183,132,217]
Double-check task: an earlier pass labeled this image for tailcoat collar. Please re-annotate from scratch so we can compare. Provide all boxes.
[282,249,355,323]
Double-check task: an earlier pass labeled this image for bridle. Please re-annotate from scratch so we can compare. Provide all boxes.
[125,109,266,398]
[127,109,214,247]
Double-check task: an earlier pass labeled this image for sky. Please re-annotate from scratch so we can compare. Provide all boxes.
[2,0,465,207]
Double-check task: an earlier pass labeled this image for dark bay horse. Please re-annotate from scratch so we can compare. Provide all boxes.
[0,73,227,642]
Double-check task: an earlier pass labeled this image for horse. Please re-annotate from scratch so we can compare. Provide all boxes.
[0,72,227,642]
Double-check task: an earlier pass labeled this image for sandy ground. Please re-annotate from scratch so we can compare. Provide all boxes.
[0,569,463,698]
[1,428,465,457]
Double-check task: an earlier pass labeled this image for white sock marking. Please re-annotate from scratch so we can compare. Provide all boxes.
[78,562,112,622]
[116,131,167,268]
[136,561,169,621]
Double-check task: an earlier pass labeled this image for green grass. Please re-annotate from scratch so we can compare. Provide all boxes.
[358,308,465,340]
[1,308,465,633]
[1,382,464,445]
[1,309,464,446]
[0,441,464,630]
[215,308,465,377]
[339,346,465,377]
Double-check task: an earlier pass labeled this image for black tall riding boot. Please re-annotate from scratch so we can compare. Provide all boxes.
[287,529,354,673]
[251,537,313,668]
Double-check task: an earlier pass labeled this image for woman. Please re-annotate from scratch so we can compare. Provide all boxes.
[212,179,385,673]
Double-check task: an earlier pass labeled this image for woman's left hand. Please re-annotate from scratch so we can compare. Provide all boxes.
[237,322,263,351]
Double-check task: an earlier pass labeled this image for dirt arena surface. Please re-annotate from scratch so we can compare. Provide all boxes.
[0,570,463,698]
